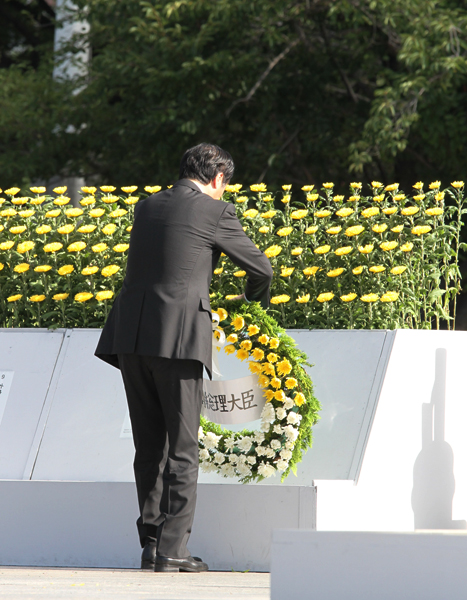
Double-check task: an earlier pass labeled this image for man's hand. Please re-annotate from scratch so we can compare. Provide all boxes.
[227,293,245,301]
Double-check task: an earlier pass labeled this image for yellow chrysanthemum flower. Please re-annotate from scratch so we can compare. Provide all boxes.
[317,292,334,302]
[274,390,286,402]
[248,361,263,375]
[96,290,115,302]
[270,377,282,389]
[372,224,387,233]
[57,225,74,235]
[382,207,397,215]
[18,209,35,218]
[451,181,464,189]
[44,242,63,253]
[100,186,116,193]
[326,226,342,235]
[52,186,67,194]
[277,227,293,237]
[314,245,331,255]
[352,266,364,275]
[263,195,274,203]
[380,241,398,251]
[102,224,117,235]
[10,226,27,234]
[361,207,379,218]
[294,392,306,406]
[401,242,414,252]
[144,186,162,194]
[412,226,432,235]
[225,333,238,344]
[240,340,252,351]
[53,196,70,206]
[281,195,291,204]
[224,345,236,355]
[358,244,374,254]
[276,359,292,376]
[11,197,28,205]
[296,294,310,303]
[53,293,69,301]
[291,247,303,256]
[262,362,275,376]
[361,294,379,302]
[373,194,385,203]
[281,267,295,277]
[213,267,223,275]
[121,186,137,194]
[236,349,249,361]
[35,265,52,273]
[247,324,260,336]
[14,263,30,273]
[80,196,96,207]
[7,294,22,302]
[78,224,97,234]
[315,210,331,218]
[371,181,383,188]
[30,186,46,194]
[243,209,259,218]
[306,193,319,202]
[340,293,357,302]
[17,241,35,254]
[335,246,353,256]
[413,194,425,202]
[348,195,360,202]
[110,208,128,218]
[233,270,246,277]
[291,210,308,220]
[391,266,407,275]
[303,266,319,276]
[264,390,275,402]
[264,245,282,258]
[123,196,139,205]
[68,241,86,252]
[113,244,129,253]
[401,206,419,216]
[305,226,319,234]
[435,192,445,202]
[30,196,46,205]
[327,268,345,278]
[5,187,21,195]
[45,209,61,218]
[81,186,97,194]
[258,374,270,388]
[391,225,404,233]
[75,292,94,302]
[89,208,106,218]
[251,347,265,361]
[322,182,334,189]
[333,195,344,202]
[65,208,84,218]
[429,181,441,190]
[261,210,277,219]
[285,377,298,389]
[1,208,17,218]
[58,265,74,276]
[282,184,292,191]
[225,184,242,193]
[426,208,443,216]
[385,183,399,192]
[232,316,245,331]
[302,185,314,192]
[30,294,46,303]
[258,334,270,345]
[413,181,423,190]
[369,265,386,273]
[0,241,15,250]
[92,243,108,253]
[380,291,399,302]
[270,295,290,304]
[102,265,120,277]
[336,207,354,217]
[250,183,267,192]
[345,225,364,237]
[350,182,362,189]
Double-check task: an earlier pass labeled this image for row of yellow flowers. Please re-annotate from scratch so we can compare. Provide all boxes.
[0,180,464,329]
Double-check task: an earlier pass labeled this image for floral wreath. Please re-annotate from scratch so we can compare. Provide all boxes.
[198,300,320,483]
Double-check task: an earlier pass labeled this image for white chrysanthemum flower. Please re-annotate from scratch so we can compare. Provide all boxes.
[284,398,295,410]
[284,425,299,442]
[236,463,252,477]
[258,462,276,478]
[287,412,301,425]
[238,436,253,452]
[213,452,225,464]
[270,439,281,450]
[199,449,210,461]
[246,456,257,465]
[229,454,239,464]
[280,449,293,460]
[220,463,236,477]
[236,454,247,464]
[224,437,236,450]
[254,432,265,445]
[198,427,205,440]
[203,431,221,449]
[261,403,275,423]
[256,446,267,456]
[276,460,288,471]
[264,448,275,459]
[276,407,286,420]
[260,421,271,432]
[273,425,284,435]
[285,441,295,450]
[200,462,217,473]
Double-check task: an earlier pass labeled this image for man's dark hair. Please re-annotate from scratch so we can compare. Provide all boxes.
[179,143,235,185]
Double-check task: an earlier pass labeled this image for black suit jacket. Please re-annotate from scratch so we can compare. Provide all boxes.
[95,179,273,376]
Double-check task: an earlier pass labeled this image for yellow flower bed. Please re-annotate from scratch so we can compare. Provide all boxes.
[0,180,464,330]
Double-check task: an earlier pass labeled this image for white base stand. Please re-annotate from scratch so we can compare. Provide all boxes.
[271,530,467,600]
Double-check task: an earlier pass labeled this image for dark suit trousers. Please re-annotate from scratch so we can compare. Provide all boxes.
[118,354,203,559]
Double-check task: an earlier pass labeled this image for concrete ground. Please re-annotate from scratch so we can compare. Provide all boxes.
[0,568,270,600]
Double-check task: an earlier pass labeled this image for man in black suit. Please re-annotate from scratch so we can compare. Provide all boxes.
[95,143,273,573]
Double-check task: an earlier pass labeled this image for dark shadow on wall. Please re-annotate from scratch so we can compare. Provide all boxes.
[411,348,467,530]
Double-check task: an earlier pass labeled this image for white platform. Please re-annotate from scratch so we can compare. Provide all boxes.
[271,530,467,600]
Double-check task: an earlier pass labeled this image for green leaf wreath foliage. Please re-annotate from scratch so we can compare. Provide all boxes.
[199,301,320,483]
[0,180,465,330]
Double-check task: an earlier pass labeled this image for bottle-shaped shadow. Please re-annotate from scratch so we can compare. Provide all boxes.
[411,348,466,529]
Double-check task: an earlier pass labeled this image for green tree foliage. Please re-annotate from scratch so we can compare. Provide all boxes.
[1,0,466,188]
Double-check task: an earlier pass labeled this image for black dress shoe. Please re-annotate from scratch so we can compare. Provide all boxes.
[141,544,157,570]
[155,555,209,573]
